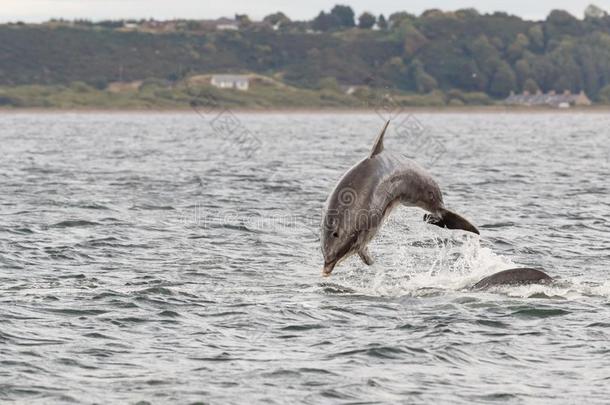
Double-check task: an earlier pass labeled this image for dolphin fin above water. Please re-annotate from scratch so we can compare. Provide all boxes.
[369,120,390,158]
[424,209,480,235]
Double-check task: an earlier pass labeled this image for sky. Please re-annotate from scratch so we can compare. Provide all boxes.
[0,0,606,23]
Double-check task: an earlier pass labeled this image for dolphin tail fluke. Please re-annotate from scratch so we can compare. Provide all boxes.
[425,208,480,235]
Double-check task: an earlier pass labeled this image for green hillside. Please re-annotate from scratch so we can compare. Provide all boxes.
[2,5,610,107]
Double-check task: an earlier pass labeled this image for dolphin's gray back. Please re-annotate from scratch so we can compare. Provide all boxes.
[376,152,441,207]
[327,152,441,230]
[471,268,552,290]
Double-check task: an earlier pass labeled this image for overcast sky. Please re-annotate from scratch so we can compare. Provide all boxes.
[0,0,605,23]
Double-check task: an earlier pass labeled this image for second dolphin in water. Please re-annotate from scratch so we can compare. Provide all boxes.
[471,268,552,290]
[321,121,479,276]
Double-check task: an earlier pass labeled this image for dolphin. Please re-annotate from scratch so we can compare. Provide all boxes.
[320,121,479,276]
[471,268,552,290]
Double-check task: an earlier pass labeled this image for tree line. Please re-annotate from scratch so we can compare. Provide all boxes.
[2,4,610,102]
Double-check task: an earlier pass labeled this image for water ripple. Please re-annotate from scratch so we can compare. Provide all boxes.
[0,112,608,403]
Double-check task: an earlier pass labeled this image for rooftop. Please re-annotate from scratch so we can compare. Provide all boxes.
[505,90,591,106]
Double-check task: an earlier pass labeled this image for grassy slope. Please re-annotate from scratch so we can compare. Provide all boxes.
[1,79,495,109]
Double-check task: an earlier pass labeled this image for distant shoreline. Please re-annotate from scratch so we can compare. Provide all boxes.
[1,106,610,114]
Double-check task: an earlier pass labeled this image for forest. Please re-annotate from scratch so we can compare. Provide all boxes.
[2,4,610,107]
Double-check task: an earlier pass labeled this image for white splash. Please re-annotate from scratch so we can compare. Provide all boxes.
[332,209,515,297]
[328,208,609,301]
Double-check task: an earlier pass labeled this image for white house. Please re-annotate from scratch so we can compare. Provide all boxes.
[505,90,592,108]
[200,18,239,31]
[210,75,250,91]
[215,18,239,31]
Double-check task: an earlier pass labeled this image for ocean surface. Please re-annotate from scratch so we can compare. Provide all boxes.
[0,111,609,404]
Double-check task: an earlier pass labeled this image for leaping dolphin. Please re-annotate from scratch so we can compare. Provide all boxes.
[321,121,479,276]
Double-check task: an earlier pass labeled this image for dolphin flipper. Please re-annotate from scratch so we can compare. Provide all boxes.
[424,208,479,235]
[358,248,374,265]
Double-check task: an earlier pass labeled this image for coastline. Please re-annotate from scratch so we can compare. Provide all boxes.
[1,105,610,114]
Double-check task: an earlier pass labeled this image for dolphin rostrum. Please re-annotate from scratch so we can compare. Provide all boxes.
[320,121,479,276]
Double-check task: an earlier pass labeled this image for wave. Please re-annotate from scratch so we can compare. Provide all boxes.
[322,210,610,300]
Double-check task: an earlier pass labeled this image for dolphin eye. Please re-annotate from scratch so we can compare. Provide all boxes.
[332,232,339,238]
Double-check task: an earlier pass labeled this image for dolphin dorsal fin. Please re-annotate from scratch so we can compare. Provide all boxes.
[369,120,390,158]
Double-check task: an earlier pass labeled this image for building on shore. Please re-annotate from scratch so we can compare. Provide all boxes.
[146,20,178,31]
[200,18,239,31]
[210,75,250,91]
[216,20,239,31]
[505,90,592,108]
